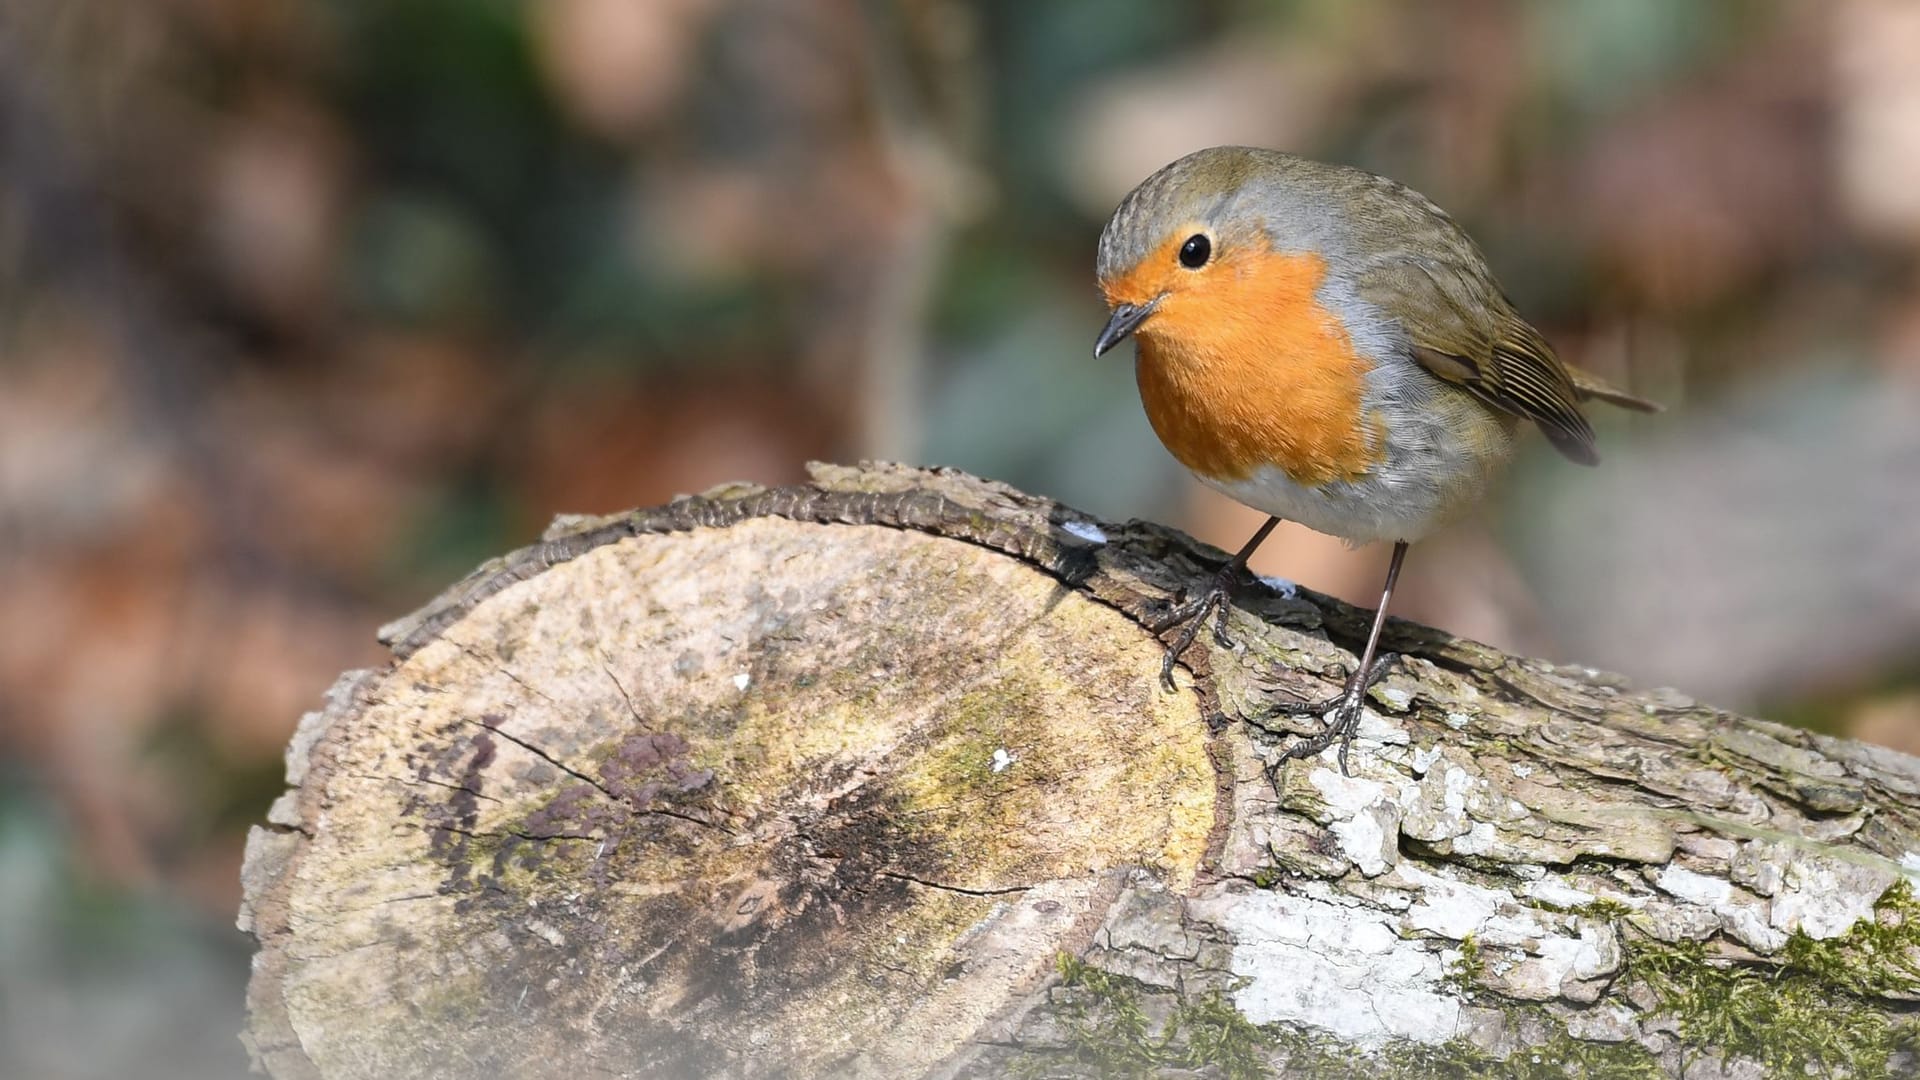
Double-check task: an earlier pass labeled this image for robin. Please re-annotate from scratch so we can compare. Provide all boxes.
[1093,146,1659,774]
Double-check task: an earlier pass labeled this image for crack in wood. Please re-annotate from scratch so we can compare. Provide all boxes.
[597,654,654,735]
[430,823,600,844]
[464,716,619,804]
[349,772,502,803]
[446,638,566,711]
[876,869,1034,897]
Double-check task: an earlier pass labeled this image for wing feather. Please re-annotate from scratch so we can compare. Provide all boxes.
[1358,255,1599,465]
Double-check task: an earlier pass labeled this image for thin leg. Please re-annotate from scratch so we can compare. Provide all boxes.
[1154,516,1280,691]
[1278,540,1409,776]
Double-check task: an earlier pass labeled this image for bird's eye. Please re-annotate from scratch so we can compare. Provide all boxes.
[1178,234,1211,269]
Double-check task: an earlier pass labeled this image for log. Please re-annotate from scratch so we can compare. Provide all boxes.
[240,462,1920,1079]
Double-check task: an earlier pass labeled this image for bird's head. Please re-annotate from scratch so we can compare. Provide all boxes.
[1093,146,1337,359]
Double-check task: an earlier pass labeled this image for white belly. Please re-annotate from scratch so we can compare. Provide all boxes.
[1198,466,1448,546]
[1196,391,1514,545]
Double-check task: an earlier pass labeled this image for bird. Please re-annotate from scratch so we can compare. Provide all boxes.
[1093,146,1659,774]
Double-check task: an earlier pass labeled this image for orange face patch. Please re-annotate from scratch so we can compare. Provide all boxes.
[1109,238,1378,486]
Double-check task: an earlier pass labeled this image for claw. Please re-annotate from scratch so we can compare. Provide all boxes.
[1155,586,1227,691]
[1260,540,1410,780]
[1263,653,1399,777]
[1277,692,1367,775]
[1209,598,1235,650]
[1151,518,1283,693]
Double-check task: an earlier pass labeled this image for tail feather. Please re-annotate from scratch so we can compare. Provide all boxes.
[1567,365,1663,413]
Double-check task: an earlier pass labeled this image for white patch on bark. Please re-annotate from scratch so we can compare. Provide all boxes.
[1767,855,1894,939]
[1654,865,1785,951]
[1451,821,1498,857]
[1652,865,1729,906]
[1523,878,1598,910]
[1257,575,1298,598]
[1356,710,1410,745]
[1391,865,1625,1000]
[1196,888,1460,1047]
[1509,924,1623,1003]
[1332,807,1397,878]
[1401,762,1474,845]
[1059,520,1107,545]
[1399,865,1506,939]
[1410,746,1442,775]
[1309,768,1401,876]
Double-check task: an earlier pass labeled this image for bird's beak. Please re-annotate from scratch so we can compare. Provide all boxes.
[1093,298,1158,357]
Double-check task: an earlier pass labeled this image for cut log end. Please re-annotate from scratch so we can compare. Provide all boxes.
[244,504,1217,1078]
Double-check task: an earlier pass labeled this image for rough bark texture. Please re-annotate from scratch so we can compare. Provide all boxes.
[241,463,1920,1079]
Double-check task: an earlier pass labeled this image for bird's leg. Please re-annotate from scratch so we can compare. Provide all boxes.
[1153,516,1280,691]
[1274,541,1409,776]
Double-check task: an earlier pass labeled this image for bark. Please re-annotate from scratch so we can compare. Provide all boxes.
[240,462,1920,1079]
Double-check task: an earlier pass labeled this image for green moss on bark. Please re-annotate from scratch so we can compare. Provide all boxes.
[1624,880,1920,1078]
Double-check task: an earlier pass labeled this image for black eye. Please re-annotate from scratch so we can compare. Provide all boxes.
[1178,234,1211,268]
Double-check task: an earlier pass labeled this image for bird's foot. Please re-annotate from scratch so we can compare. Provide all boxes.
[1259,654,1398,777]
[1150,565,1245,691]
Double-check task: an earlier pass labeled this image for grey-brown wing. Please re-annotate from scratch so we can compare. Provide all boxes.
[1356,254,1599,465]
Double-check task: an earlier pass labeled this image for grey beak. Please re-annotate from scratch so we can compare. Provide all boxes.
[1093,299,1158,357]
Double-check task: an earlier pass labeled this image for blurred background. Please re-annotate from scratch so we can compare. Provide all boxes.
[3,0,1919,1074]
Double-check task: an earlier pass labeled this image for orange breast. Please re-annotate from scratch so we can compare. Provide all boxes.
[1121,246,1378,486]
